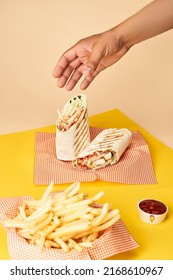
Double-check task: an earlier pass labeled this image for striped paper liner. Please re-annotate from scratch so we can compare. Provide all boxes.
[34,127,157,185]
[0,196,139,260]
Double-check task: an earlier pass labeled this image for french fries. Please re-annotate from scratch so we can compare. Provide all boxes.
[3,182,120,253]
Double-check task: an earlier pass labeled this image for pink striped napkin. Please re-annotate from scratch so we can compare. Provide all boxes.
[34,127,157,185]
[0,196,138,260]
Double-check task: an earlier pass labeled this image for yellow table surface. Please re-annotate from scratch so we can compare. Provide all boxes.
[0,109,173,260]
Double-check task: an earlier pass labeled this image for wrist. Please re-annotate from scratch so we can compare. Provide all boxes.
[109,24,133,52]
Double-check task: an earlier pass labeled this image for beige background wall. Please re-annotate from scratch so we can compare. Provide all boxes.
[0,0,173,149]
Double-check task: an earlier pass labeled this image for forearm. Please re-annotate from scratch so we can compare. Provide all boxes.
[115,0,173,48]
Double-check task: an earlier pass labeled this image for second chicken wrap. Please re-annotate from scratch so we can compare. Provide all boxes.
[73,128,132,169]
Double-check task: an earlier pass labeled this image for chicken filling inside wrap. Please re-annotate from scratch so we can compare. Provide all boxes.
[56,95,85,132]
[73,150,117,169]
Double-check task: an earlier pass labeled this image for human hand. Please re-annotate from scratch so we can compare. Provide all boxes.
[52,28,130,90]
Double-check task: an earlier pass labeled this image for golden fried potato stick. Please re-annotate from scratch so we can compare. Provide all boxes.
[26,199,51,221]
[66,191,104,209]
[69,239,83,252]
[24,200,41,210]
[60,207,91,223]
[91,203,110,227]
[3,219,28,229]
[47,221,91,239]
[30,213,49,227]
[54,204,88,217]
[17,230,34,240]
[50,194,67,207]
[64,182,80,197]
[100,209,119,224]
[43,216,61,237]
[54,237,69,253]
[90,208,102,215]
[18,204,27,220]
[78,242,93,248]
[82,213,94,221]
[75,212,120,240]
[86,232,98,242]
[52,193,86,212]
[40,180,54,206]
[63,182,78,194]
[30,212,54,234]
[45,240,60,249]
[61,233,78,242]
[91,213,120,233]
[36,234,45,250]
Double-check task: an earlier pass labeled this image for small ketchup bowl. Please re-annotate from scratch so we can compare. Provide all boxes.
[137,198,168,224]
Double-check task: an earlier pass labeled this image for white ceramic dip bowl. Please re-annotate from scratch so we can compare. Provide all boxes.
[137,198,168,224]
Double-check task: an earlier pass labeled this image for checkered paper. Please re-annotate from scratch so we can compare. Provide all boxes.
[34,127,157,185]
[0,196,139,260]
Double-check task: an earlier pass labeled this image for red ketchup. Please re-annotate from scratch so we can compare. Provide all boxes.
[139,199,167,215]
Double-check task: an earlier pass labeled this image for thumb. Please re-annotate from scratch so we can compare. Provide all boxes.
[83,45,104,76]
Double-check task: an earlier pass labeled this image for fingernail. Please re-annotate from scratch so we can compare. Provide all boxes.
[83,66,93,75]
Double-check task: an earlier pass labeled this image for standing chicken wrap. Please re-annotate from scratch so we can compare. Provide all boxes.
[56,94,90,160]
[73,128,132,169]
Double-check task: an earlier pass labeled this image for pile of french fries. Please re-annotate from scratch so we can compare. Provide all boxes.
[3,182,120,253]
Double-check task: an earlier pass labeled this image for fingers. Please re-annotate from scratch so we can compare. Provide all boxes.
[56,63,83,90]
[52,56,69,78]
[56,65,74,88]
[64,68,83,91]
[65,65,99,91]
[56,63,99,91]
[53,42,104,90]
[80,71,99,90]
[52,48,77,78]
[53,49,84,90]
